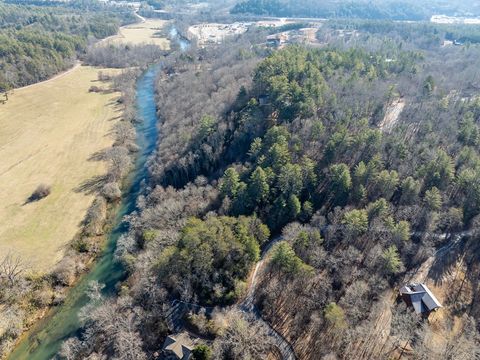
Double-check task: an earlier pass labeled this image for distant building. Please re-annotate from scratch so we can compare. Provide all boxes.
[400,283,442,315]
[162,334,194,360]
[266,33,287,48]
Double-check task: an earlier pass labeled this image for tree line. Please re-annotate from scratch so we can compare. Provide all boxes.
[0,2,135,91]
[230,0,479,21]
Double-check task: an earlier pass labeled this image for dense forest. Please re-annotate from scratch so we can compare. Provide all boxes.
[231,0,480,21]
[326,19,480,45]
[54,17,480,359]
[0,2,135,90]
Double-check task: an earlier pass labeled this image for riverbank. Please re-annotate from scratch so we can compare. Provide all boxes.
[1,13,172,359]
[0,65,121,273]
[6,64,163,360]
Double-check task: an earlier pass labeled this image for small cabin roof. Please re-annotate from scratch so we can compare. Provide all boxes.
[400,283,442,314]
[162,335,193,360]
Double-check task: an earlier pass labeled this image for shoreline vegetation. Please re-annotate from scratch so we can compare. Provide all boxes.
[0,12,169,358]
[0,68,135,360]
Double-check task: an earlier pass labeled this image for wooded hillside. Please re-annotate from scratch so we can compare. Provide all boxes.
[58,21,480,360]
[231,0,480,21]
[0,3,135,90]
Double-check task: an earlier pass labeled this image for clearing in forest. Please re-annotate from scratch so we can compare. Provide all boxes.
[379,98,406,133]
[107,18,170,48]
[0,65,120,273]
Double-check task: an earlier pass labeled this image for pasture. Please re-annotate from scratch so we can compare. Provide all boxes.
[108,18,170,48]
[0,66,120,272]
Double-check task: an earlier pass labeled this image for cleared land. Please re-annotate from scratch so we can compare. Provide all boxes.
[107,18,170,48]
[0,65,120,273]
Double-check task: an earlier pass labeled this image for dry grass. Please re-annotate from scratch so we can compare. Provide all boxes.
[107,18,170,48]
[0,65,120,273]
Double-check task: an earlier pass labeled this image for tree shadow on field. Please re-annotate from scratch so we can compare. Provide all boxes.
[23,184,51,206]
[110,115,123,121]
[88,148,110,162]
[75,174,109,195]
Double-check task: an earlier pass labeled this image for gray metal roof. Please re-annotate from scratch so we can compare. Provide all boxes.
[400,283,442,314]
[162,335,193,360]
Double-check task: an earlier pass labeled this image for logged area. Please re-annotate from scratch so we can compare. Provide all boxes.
[0,65,119,272]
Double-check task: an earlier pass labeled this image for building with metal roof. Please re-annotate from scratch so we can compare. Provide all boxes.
[400,283,442,315]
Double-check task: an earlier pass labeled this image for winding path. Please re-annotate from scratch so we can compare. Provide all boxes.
[242,235,283,311]
[239,235,297,360]
[165,235,297,360]
[166,228,475,359]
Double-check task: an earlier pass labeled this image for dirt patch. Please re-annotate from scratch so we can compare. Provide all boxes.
[379,98,405,133]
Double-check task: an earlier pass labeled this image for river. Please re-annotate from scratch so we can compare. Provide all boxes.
[8,64,162,360]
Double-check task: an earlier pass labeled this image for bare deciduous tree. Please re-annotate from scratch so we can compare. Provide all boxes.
[0,253,24,286]
[213,309,274,360]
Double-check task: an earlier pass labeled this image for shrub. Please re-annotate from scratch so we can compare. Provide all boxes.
[89,85,102,93]
[102,182,122,202]
[28,184,51,202]
[83,197,107,236]
[193,344,212,360]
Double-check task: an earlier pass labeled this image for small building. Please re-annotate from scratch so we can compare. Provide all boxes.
[162,334,194,360]
[266,33,288,48]
[400,283,442,315]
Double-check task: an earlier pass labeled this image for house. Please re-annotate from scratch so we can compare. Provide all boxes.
[400,283,442,315]
[266,33,288,48]
[162,334,194,360]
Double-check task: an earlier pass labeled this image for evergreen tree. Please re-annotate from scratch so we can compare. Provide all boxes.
[424,187,442,212]
[220,167,240,198]
[248,167,270,206]
[324,302,347,330]
[382,245,403,275]
[329,163,352,205]
[342,209,369,236]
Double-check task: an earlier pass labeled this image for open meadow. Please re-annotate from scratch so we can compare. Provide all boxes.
[0,66,120,273]
[108,18,170,48]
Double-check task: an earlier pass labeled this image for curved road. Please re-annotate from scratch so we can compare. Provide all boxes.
[239,235,297,360]
[166,228,475,360]
[239,227,474,360]
[165,235,296,360]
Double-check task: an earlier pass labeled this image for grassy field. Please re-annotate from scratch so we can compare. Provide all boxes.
[0,66,120,273]
[108,18,170,48]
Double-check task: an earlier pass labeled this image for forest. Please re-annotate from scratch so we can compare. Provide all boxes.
[231,0,480,21]
[327,19,480,45]
[0,2,135,91]
[52,16,480,359]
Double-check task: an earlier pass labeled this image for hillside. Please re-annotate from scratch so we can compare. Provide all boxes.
[0,2,134,91]
[52,18,480,360]
[231,0,480,20]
